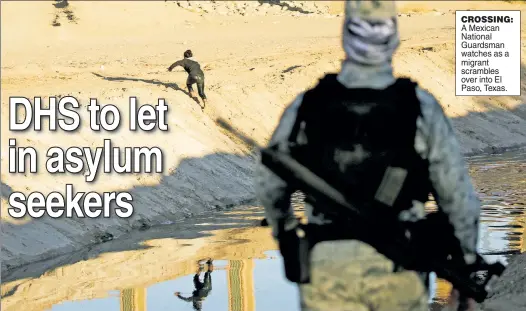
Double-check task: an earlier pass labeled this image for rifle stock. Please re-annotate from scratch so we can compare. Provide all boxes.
[216,118,506,304]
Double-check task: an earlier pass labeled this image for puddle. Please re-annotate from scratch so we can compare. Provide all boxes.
[2,151,525,311]
[36,253,299,311]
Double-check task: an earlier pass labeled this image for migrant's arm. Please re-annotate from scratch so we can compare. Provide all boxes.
[167,60,184,71]
[254,94,305,239]
[415,88,480,263]
[175,294,194,302]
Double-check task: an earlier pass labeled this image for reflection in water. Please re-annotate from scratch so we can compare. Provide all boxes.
[227,260,254,311]
[120,288,146,311]
[175,260,214,311]
[469,151,526,261]
[3,151,525,311]
[115,256,293,311]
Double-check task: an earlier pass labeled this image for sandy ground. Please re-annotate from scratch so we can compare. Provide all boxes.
[1,0,526,309]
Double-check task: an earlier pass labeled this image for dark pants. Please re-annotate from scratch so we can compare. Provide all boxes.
[193,272,212,296]
[192,272,212,310]
[187,74,206,100]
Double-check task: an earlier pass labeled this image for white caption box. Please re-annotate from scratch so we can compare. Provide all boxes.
[455,10,521,96]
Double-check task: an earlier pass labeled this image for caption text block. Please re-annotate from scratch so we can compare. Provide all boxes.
[455,11,521,96]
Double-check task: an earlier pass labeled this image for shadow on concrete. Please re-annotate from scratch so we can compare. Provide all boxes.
[91,72,202,106]
[0,150,263,282]
[2,102,525,286]
[1,181,14,200]
[2,67,526,299]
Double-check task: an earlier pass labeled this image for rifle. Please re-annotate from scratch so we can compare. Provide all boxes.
[216,118,506,304]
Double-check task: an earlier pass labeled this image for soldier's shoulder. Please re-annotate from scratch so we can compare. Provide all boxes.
[269,92,306,144]
[413,86,446,116]
[284,92,306,112]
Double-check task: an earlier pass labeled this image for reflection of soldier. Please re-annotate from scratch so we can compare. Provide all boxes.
[174,259,214,311]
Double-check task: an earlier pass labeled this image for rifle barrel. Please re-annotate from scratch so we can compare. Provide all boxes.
[215,118,505,303]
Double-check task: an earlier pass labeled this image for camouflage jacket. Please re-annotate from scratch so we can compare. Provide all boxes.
[254,60,481,263]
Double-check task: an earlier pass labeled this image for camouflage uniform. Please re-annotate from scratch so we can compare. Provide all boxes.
[255,1,480,311]
[300,241,428,311]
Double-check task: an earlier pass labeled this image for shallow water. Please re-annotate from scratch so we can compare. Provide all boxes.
[2,151,525,311]
[43,254,301,311]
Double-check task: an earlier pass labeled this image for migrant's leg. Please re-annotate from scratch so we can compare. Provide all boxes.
[299,240,428,311]
[186,76,197,98]
[187,83,196,98]
[203,271,212,291]
[206,259,214,272]
[193,274,204,291]
[196,76,207,108]
[196,76,207,99]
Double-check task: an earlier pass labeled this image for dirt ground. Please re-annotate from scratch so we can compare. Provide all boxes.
[1,1,526,310]
[483,252,526,311]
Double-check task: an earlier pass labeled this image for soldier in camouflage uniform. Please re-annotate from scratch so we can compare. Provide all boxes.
[255,1,480,311]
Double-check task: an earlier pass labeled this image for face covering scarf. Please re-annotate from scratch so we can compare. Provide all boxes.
[342,16,400,66]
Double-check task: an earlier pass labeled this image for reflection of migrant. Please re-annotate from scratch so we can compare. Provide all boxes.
[175,259,214,311]
[7,184,133,219]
